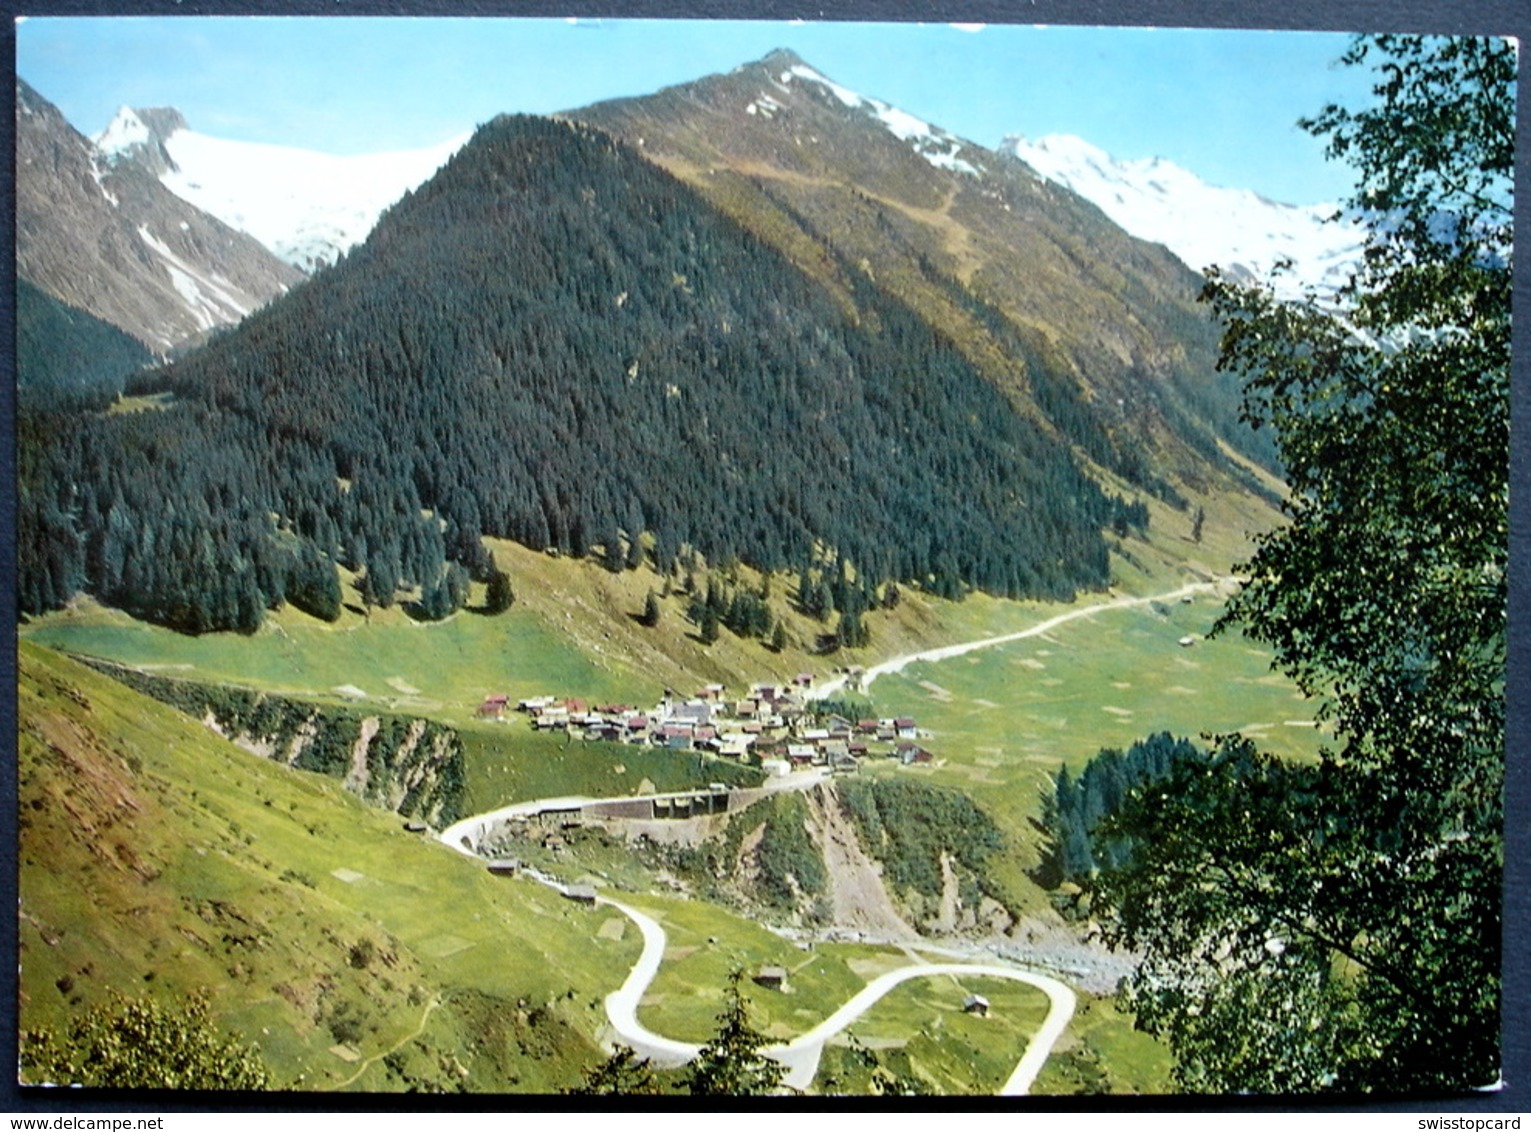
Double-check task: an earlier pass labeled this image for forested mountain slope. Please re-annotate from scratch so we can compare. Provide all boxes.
[16,279,154,403]
[21,113,1151,633]
[572,49,1279,491]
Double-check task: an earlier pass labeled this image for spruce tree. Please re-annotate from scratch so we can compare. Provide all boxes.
[484,568,515,614]
[679,974,784,1097]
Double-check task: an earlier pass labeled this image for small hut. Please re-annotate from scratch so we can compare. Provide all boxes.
[963,994,990,1017]
[753,966,788,991]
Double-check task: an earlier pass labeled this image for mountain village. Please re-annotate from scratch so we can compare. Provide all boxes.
[479,674,932,773]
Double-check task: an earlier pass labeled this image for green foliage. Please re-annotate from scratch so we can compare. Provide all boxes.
[679,973,786,1096]
[79,659,467,824]
[688,577,774,641]
[565,1044,663,1096]
[838,778,1004,906]
[1093,35,1510,1095]
[819,1031,933,1096]
[753,793,827,912]
[416,561,472,621]
[285,545,343,622]
[1037,732,1204,887]
[16,278,153,407]
[834,609,871,651]
[699,604,720,645]
[813,694,874,722]
[484,567,516,614]
[797,573,833,621]
[22,992,270,1089]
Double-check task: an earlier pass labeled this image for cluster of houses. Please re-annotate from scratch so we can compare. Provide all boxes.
[476,675,933,771]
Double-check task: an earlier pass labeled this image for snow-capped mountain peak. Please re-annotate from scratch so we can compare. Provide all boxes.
[98,105,470,272]
[95,105,153,158]
[159,128,470,272]
[771,54,987,177]
[1002,132,1362,299]
[95,105,187,177]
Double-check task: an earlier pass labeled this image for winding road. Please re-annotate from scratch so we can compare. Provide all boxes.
[438,832,1077,1095]
[592,891,1075,1094]
[435,580,1226,1093]
[440,785,1074,1093]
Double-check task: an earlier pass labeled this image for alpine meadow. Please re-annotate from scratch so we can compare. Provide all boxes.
[12,18,1513,1101]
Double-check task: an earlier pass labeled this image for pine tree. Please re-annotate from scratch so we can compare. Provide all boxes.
[679,973,785,1097]
[21,992,270,1089]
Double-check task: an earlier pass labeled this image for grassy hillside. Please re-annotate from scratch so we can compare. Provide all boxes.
[19,639,1177,1095]
[853,590,1322,918]
[21,513,1316,921]
[574,50,1281,499]
[16,477,1309,1097]
[457,724,761,815]
[17,640,639,1092]
[812,974,1052,1094]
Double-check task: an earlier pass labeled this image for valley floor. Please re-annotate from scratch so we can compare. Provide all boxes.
[18,548,1316,1095]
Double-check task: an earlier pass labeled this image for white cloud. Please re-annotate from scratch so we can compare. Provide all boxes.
[949,23,985,34]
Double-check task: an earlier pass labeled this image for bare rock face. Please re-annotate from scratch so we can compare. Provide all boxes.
[15,79,302,356]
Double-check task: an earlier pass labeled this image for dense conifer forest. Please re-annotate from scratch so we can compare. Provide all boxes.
[19,115,1150,633]
[16,279,154,405]
[1036,732,1205,887]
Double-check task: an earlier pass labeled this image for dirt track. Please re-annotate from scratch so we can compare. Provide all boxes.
[811,578,1230,699]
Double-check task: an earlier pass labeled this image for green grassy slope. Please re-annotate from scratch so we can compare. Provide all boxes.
[858,591,1322,917]
[17,640,639,1092]
[458,724,761,814]
[20,589,637,724]
[16,500,1309,1097]
[813,974,1052,1095]
[1030,992,1174,1095]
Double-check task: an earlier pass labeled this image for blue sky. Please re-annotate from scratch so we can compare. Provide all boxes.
[16,16,1377,204]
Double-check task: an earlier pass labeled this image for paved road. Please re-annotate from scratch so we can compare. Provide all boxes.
[428,582,1229,1092]
[438,769,829,857]
[438,822,1076,1095]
